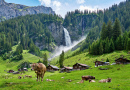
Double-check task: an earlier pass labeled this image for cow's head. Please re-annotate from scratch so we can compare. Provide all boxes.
[30,63,39,71]
[107,78,111,82]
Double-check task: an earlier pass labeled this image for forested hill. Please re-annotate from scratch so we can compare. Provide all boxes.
[0,14,64,59]
[0,0,130,61]
[63,0,130,40]
[0,0,55,21]
[63,0,130,53]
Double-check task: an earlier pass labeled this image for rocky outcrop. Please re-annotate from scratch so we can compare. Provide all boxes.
[0,0,55,20]
[35,23,65,51]
[48,23,65,46]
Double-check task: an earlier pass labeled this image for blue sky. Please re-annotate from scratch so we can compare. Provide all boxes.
[5,0,126,17]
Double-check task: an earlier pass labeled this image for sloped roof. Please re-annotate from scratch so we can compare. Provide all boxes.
[74,63,89,67]
[115,57,130,62]
[49,65,59,69]
[61,67,73,70]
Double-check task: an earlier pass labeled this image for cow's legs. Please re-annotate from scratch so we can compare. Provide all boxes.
[37,75,38,81]
[41,72,44,81]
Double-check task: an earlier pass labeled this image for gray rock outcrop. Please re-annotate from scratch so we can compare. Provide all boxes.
[0,0,55,20]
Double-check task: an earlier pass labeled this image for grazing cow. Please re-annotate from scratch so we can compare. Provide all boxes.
[30,63,46,81]
[82,76,95,81]
[99,78,111,83]
[89,79,96,83]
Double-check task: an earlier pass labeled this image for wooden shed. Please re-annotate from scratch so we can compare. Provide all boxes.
[115,57,130,64]
[73,63,90,70]
[47,65,59,71]
[95,61,109,67]
[60,67,73,72]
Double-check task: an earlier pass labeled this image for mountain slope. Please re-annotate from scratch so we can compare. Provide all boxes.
[0,0,55,21]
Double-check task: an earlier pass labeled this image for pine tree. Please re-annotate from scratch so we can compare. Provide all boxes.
[43,53,48,66]
[106,58,109,62]
[116,35,123,50]
[109,39,115,52]
[126,38,130,51]
[16,44,23,55]
[107,20,113,39]
[59,51,64,68]
[104,38,110,53]
[113,18,122,41]
[99,42,103,55]
[101,23,107,40]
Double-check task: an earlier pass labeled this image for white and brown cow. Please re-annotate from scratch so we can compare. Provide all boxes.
[30,63,46,81]
[99,78,111,83]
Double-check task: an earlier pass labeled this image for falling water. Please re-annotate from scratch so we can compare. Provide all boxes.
[64,28,71,46]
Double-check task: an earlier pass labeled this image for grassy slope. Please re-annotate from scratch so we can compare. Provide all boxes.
[0,63,130,90]
[0,47,130,90]
[0,50,130,90]
[51,50,130,68]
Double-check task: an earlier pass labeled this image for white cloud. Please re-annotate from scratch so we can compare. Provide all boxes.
[52,1,61,14]
[77,0,85,4]
[53,1,61,7]
[39,0,51,6]
[79,5,102,12]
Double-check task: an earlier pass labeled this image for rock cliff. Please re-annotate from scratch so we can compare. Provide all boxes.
[0,0,55,20]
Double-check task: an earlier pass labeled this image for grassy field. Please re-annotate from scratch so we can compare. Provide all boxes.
[0,64,130,90]
[51,50,130,67]
[0,50,130,90]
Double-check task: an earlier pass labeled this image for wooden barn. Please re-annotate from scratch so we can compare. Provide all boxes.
[95,61,109,67]
[60,67,73,72]
[73,63,90,70]
[115,57,130,64]
[47,65,59,71]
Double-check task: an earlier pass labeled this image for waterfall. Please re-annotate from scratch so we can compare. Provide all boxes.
[64,28,71,46]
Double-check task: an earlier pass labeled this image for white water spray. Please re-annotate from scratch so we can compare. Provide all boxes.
[48,34,87,61]
[64,28,71,46]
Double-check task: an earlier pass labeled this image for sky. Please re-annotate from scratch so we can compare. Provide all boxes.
[5,0,126,18]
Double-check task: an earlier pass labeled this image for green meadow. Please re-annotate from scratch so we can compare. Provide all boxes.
[0,50,130,90]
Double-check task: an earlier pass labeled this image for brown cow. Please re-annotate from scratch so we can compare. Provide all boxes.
[30,63,46,81]
[99,78,111,83]
[82,76,95,81]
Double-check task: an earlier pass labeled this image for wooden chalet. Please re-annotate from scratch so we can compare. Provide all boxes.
[73,63,90,70]
[47,65,59,71]
[95,61,109,67]
[115,57,130,64]
[60,67,73,72]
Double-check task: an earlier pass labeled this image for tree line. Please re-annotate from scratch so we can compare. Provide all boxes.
[89,18,130,55]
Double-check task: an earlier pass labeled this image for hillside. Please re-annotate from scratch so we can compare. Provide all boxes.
[0,50,130,90]
[0,0,55,21]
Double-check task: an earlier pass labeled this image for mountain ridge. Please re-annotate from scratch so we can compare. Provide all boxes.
[0,0,55,21]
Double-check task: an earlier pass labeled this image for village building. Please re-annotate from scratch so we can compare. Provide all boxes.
[47,65,59,71]
[7,70,15,73]
[73,63,90,70]
[60,67,73,72]
[18,68,28,71]
[115,57,130,64]
[95,61,109,67]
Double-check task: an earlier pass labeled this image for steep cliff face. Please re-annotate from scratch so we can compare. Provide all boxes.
[48,23,65,46]
[0,0,55,20]
[64,15,98,42]
[34,23,65,51]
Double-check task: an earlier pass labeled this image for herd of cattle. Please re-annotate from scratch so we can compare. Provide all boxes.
[6,63,112,83]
